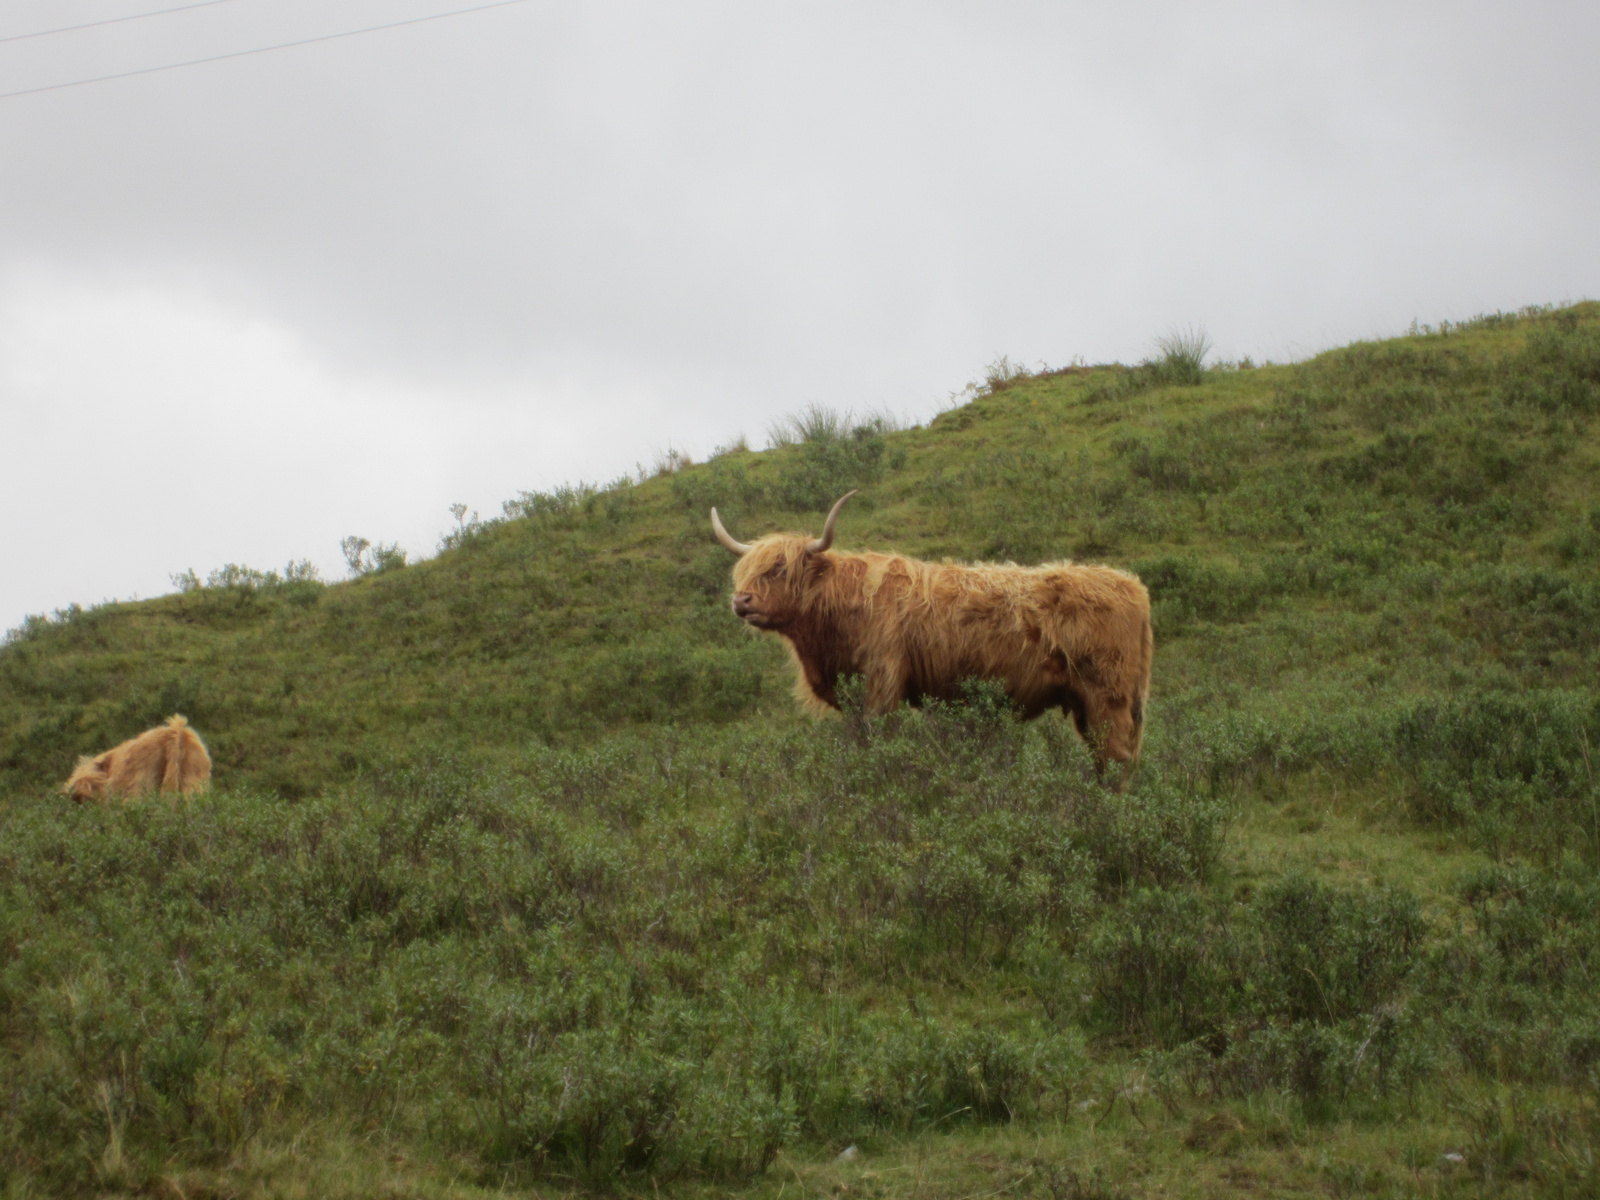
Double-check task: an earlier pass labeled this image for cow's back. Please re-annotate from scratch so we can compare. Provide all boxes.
[888,558,1149,707]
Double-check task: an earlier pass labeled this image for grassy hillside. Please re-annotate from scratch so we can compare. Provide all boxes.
[3,303,1599,1197]
[5,304,1600,794]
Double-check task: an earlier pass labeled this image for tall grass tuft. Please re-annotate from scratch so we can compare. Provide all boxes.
[1148,326,1212,386]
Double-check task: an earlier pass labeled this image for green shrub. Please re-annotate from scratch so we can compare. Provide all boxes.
[670,454,766,520]
[576,632,769,725]
[1088,878,1425,1055]
[1085,329,1213,399]
[849,1017,1080,1130]
[1254,875,1425,1024]
[769,424,892,511]
[503,478,635,529]
[1136,555,1268,626]
[673,411,903,522]
[1312,339,1480,390]
[1205,1011,1435,1121]
[1425,863,1600,1087]
[1551,504,1600,565]
[1086,888,1236,1048]
[1394,689,1600,862]
[1457,1092,1600,1193]
[1502,320,1600,414]
[0,709,1220,1187]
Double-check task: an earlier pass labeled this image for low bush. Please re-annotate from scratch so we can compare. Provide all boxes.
[1095,877,1432,1121]
[1253,876,1426,1024]
[1136,555,1269,627]
[1086,888,1236,1048]
[1088,877,1424,1060]
[673,410,903,522]
[576,631,770,725]
[1394,689,1600,863]
[1501,318,1600,415]
[1424,863,1600,1087]
[0,698,1227,1189]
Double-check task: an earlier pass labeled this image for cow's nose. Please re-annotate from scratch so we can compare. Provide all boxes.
[731,592,754,615]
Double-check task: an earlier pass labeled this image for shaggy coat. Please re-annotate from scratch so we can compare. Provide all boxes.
[62,715,212,803]
[714,498,1152,783]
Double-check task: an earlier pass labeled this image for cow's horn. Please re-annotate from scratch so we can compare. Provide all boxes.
[710,507,752,556]
[806,490,857,554]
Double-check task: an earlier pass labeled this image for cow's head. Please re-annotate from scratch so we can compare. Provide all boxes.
[62,754,113,803]
[711,491,856,632]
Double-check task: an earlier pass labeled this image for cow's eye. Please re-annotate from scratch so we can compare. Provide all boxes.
[766,563,785,579]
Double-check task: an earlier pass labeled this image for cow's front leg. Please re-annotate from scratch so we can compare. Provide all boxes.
[1072,688,1142,792]
[863,658,910,716]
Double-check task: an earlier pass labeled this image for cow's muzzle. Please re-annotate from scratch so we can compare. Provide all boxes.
[731,593,764,624]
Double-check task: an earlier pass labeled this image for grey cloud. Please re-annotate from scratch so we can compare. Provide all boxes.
[0,0,1595,630]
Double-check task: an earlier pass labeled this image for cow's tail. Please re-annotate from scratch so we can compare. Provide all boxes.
[162,715,189,792]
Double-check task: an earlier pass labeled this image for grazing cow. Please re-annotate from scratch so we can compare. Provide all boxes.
[62,715,212,803]
[711,492,1152,786]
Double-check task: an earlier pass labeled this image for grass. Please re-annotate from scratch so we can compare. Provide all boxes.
[3,301,1600,1196]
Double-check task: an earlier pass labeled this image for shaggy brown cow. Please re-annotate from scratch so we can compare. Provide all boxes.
[711,492,1152,785]
[62,715,212,803]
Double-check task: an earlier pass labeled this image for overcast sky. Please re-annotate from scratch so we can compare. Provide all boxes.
[1,0,1596,634]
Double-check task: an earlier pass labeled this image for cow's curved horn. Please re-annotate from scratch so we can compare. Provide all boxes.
[806,490,857,554]
[710,507,752,556]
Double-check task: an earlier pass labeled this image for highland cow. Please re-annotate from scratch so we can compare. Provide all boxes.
[62,715,212,803]
[711,492,1152,786]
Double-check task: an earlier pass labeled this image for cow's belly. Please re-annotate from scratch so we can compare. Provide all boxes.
[905,643,1059,714]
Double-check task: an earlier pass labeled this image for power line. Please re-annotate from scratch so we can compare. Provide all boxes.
[0,0,532,102]
[0,1,247,47]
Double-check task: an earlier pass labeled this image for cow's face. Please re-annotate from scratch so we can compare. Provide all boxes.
[713,492,854,634]
[730,538,817,632]
[64,756,112,802]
